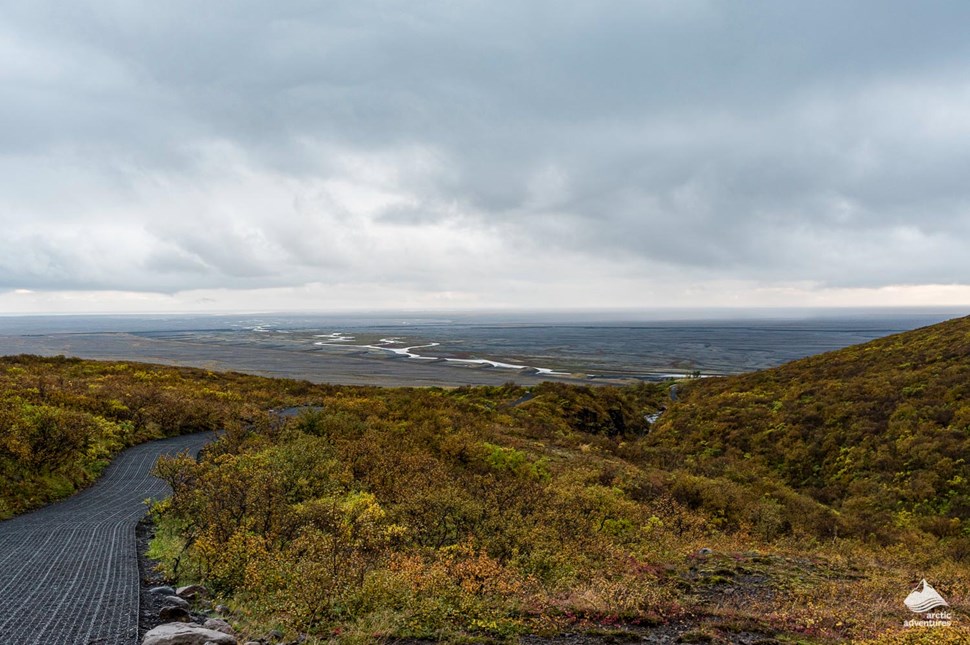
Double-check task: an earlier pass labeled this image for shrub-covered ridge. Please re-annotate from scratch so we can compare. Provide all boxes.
[7,314,970,643]
[0,354,332,518]
[144,314,970,643]
[649,313,970,546]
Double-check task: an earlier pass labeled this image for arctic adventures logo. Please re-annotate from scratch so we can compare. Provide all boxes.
[903,579,953,628]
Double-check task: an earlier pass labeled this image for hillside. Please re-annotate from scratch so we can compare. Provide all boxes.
[648,314,970,545]
[0,354,339,518]
[5,323,970,643]
[143,318,970,644]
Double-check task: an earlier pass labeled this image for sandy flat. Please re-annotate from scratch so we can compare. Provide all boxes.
[0,332,625,387]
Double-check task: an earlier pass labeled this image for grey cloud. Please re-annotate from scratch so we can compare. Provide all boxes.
[2,1,970,301]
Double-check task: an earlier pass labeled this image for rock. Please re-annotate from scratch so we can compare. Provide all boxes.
[163,595,191,608]
[177,584,209,599]
[141,622,236,644]
[150,585,177,596]
[697,547,713,557]
[202,618,235,636]
[159,606,192,622]
[214,604,231,615]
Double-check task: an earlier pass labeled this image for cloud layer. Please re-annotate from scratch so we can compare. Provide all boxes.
[2,1,970,311]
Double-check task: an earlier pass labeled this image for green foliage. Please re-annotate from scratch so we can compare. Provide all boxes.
[11,317,970,643]
[0,354,316,517]
[142,379,678,640]
[480,443,550,481]
[649,315,970,544]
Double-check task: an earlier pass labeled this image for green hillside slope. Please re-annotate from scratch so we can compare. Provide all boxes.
[649,314,970,544]
[0,354,325,518]
[6,318,970,644]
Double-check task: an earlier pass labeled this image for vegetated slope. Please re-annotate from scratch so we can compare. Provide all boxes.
[0,354,340,518]
[146,367,970,644]
[649,314,970,545]
[8,340,970,644]
[147,382,693,643]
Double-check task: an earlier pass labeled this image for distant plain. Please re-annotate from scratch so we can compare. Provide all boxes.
[0,309,962,386]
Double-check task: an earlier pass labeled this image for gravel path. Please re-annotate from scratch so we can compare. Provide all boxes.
[0,432,212,645]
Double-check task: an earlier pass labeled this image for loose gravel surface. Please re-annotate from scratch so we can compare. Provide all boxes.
[0,432,211,645]
[0,332,610,387]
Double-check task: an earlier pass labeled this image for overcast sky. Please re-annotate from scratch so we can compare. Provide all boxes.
[2,1,970,313]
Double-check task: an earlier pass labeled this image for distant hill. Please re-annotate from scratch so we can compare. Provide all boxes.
[649,314,970,544]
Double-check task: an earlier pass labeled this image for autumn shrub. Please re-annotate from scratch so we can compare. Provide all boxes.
[12,318,970,643]
[0,355,283,517]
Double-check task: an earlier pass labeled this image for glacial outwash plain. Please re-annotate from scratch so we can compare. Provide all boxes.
[2,314,970,643]
[0,311,953,386]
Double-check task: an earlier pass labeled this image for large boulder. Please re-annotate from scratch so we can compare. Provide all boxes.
[176,584,208,599]
[202,618,235,636]
[142,622,237,645]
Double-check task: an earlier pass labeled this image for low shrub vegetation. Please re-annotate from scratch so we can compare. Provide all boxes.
[5,316,970,642]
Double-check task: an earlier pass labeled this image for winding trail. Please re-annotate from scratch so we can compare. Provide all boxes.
[0,432,212,645]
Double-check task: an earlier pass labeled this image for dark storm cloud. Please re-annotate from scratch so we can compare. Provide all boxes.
[2,0,970,299]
